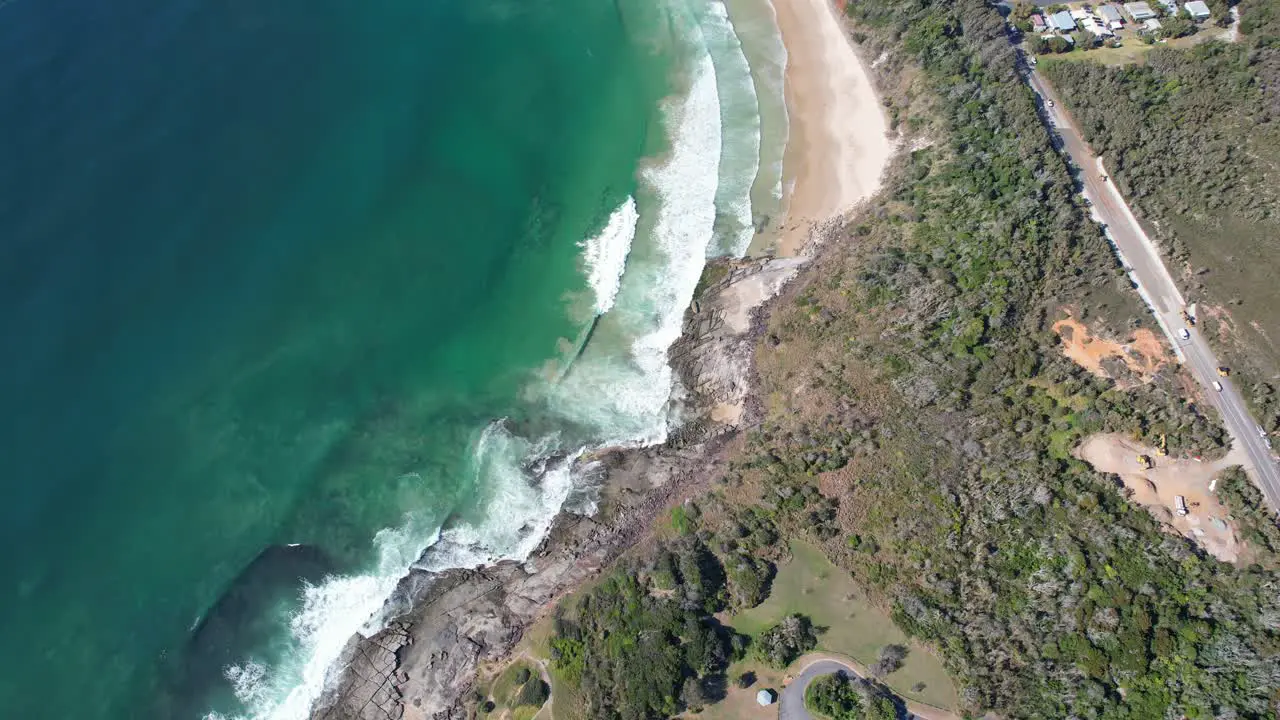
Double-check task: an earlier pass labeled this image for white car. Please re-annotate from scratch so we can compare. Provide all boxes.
[1212,381,1223,392]
[1259,424,1268,439]
[1179,328,1190,340]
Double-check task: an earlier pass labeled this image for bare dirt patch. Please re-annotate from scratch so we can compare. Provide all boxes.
[1076,433,1247,562]
[1052,315,1168,382]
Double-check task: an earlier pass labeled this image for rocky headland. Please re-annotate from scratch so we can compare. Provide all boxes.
[308,255,807,720]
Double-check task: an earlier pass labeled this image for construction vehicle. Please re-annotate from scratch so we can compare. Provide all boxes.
[1181,309,1195,326]
[1137,454,1154,470]
[1217,366,1230,377]
[1156,434,1167,457]
[1174,496,1189,516]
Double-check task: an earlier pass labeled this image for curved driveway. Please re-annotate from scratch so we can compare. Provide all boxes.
[778,656,956,720]
[779,659,859,720]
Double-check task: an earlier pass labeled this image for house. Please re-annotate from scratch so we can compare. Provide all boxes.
[1184,0,1211,20]
[1124,1,1157,20]
[1144,17,1164,30]
[756,689,777,706]
[1082,16,1114,36]
[1049,9,1077,31]
[1098,5,1125,28]
[1071,8,1092,20]
[1030,13,1047,31]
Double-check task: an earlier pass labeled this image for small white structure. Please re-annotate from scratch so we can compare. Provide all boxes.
[1175,495,1189,516]
[1071,8,1092,20]
[756,688,777,706]
[1184,0,1211,20]
[1124,1,1157,20]
[1144,17,1164,30]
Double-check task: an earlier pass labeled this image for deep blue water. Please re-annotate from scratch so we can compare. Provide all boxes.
[0,0,675,717]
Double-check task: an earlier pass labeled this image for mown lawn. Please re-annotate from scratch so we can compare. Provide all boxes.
[728,541,958,710]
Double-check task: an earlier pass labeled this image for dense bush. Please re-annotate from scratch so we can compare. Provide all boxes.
[754,614,819,668]
[549,540,744,719]
[1218,466,1280,559]
[804,673,899,720]
[514,678,549,708]
[723,0,1280,715]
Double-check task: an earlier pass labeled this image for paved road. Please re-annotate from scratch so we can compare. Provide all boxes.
[778,659,872,720]
[777,659,941,720]
[1023,64,1280,512]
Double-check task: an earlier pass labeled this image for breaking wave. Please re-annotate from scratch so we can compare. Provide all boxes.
[579,196,639,315]
[212,5,734,720]
[702,0,762,257]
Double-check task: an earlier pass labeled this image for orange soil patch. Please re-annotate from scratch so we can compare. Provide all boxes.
[1052,316,1168,381]
[1076,433,1247,563]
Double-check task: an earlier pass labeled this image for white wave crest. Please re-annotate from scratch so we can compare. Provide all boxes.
[579,197,639,315]
[702,0,762,257]
[212,10,725,720]
[545,51,723,443]
[216,422,582,720]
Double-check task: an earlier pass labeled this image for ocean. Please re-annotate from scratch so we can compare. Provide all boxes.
[0,0,787,718]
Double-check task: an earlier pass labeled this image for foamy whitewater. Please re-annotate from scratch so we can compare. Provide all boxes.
[210,0,783,716]
[579,197,639,315]
[702,0,762,257]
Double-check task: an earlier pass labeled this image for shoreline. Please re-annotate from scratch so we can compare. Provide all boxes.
[307,1,892,717]
[762,0,893,257]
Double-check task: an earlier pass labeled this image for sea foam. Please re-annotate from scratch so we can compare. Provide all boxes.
[702,0,762,257]
[218,424,582,720]
[579,197,639,315]
[215,9,726,720]
[544,50,723,444]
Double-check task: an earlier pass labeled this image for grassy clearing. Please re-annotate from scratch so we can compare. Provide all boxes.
[521,613,588,720]
[728,541,957,710]
[478,657,548,720]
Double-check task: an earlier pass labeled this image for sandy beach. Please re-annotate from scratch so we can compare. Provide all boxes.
[768,0,892,256]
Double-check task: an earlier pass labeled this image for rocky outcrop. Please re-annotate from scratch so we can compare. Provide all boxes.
[311,257,801,720]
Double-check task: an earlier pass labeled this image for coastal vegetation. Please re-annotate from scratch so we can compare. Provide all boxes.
[543,0,1280,717]
[726,0,1279,715]
[478,661,549,720]
[1040,1,1280,430]
[804,673,899,720]
[547,538,747,719]
[1218,466,1280,563]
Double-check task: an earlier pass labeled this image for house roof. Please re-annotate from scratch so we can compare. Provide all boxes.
[1124,2,1156,19]
[1098,5,1124,22]
[1050,10,1077,30]
[1185,0,1211,16]
[756,689,777,705]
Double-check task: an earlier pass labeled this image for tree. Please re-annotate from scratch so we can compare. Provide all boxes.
[1046,35,1073,53]
[680,677,708,713]
[754,614,819,668]
[515,679,549,708]
[1160,14,1197,37]
[870,644,908,677]
[1072,30,1098,49]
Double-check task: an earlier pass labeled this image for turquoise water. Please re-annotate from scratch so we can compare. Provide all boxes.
[0,0,784,718]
